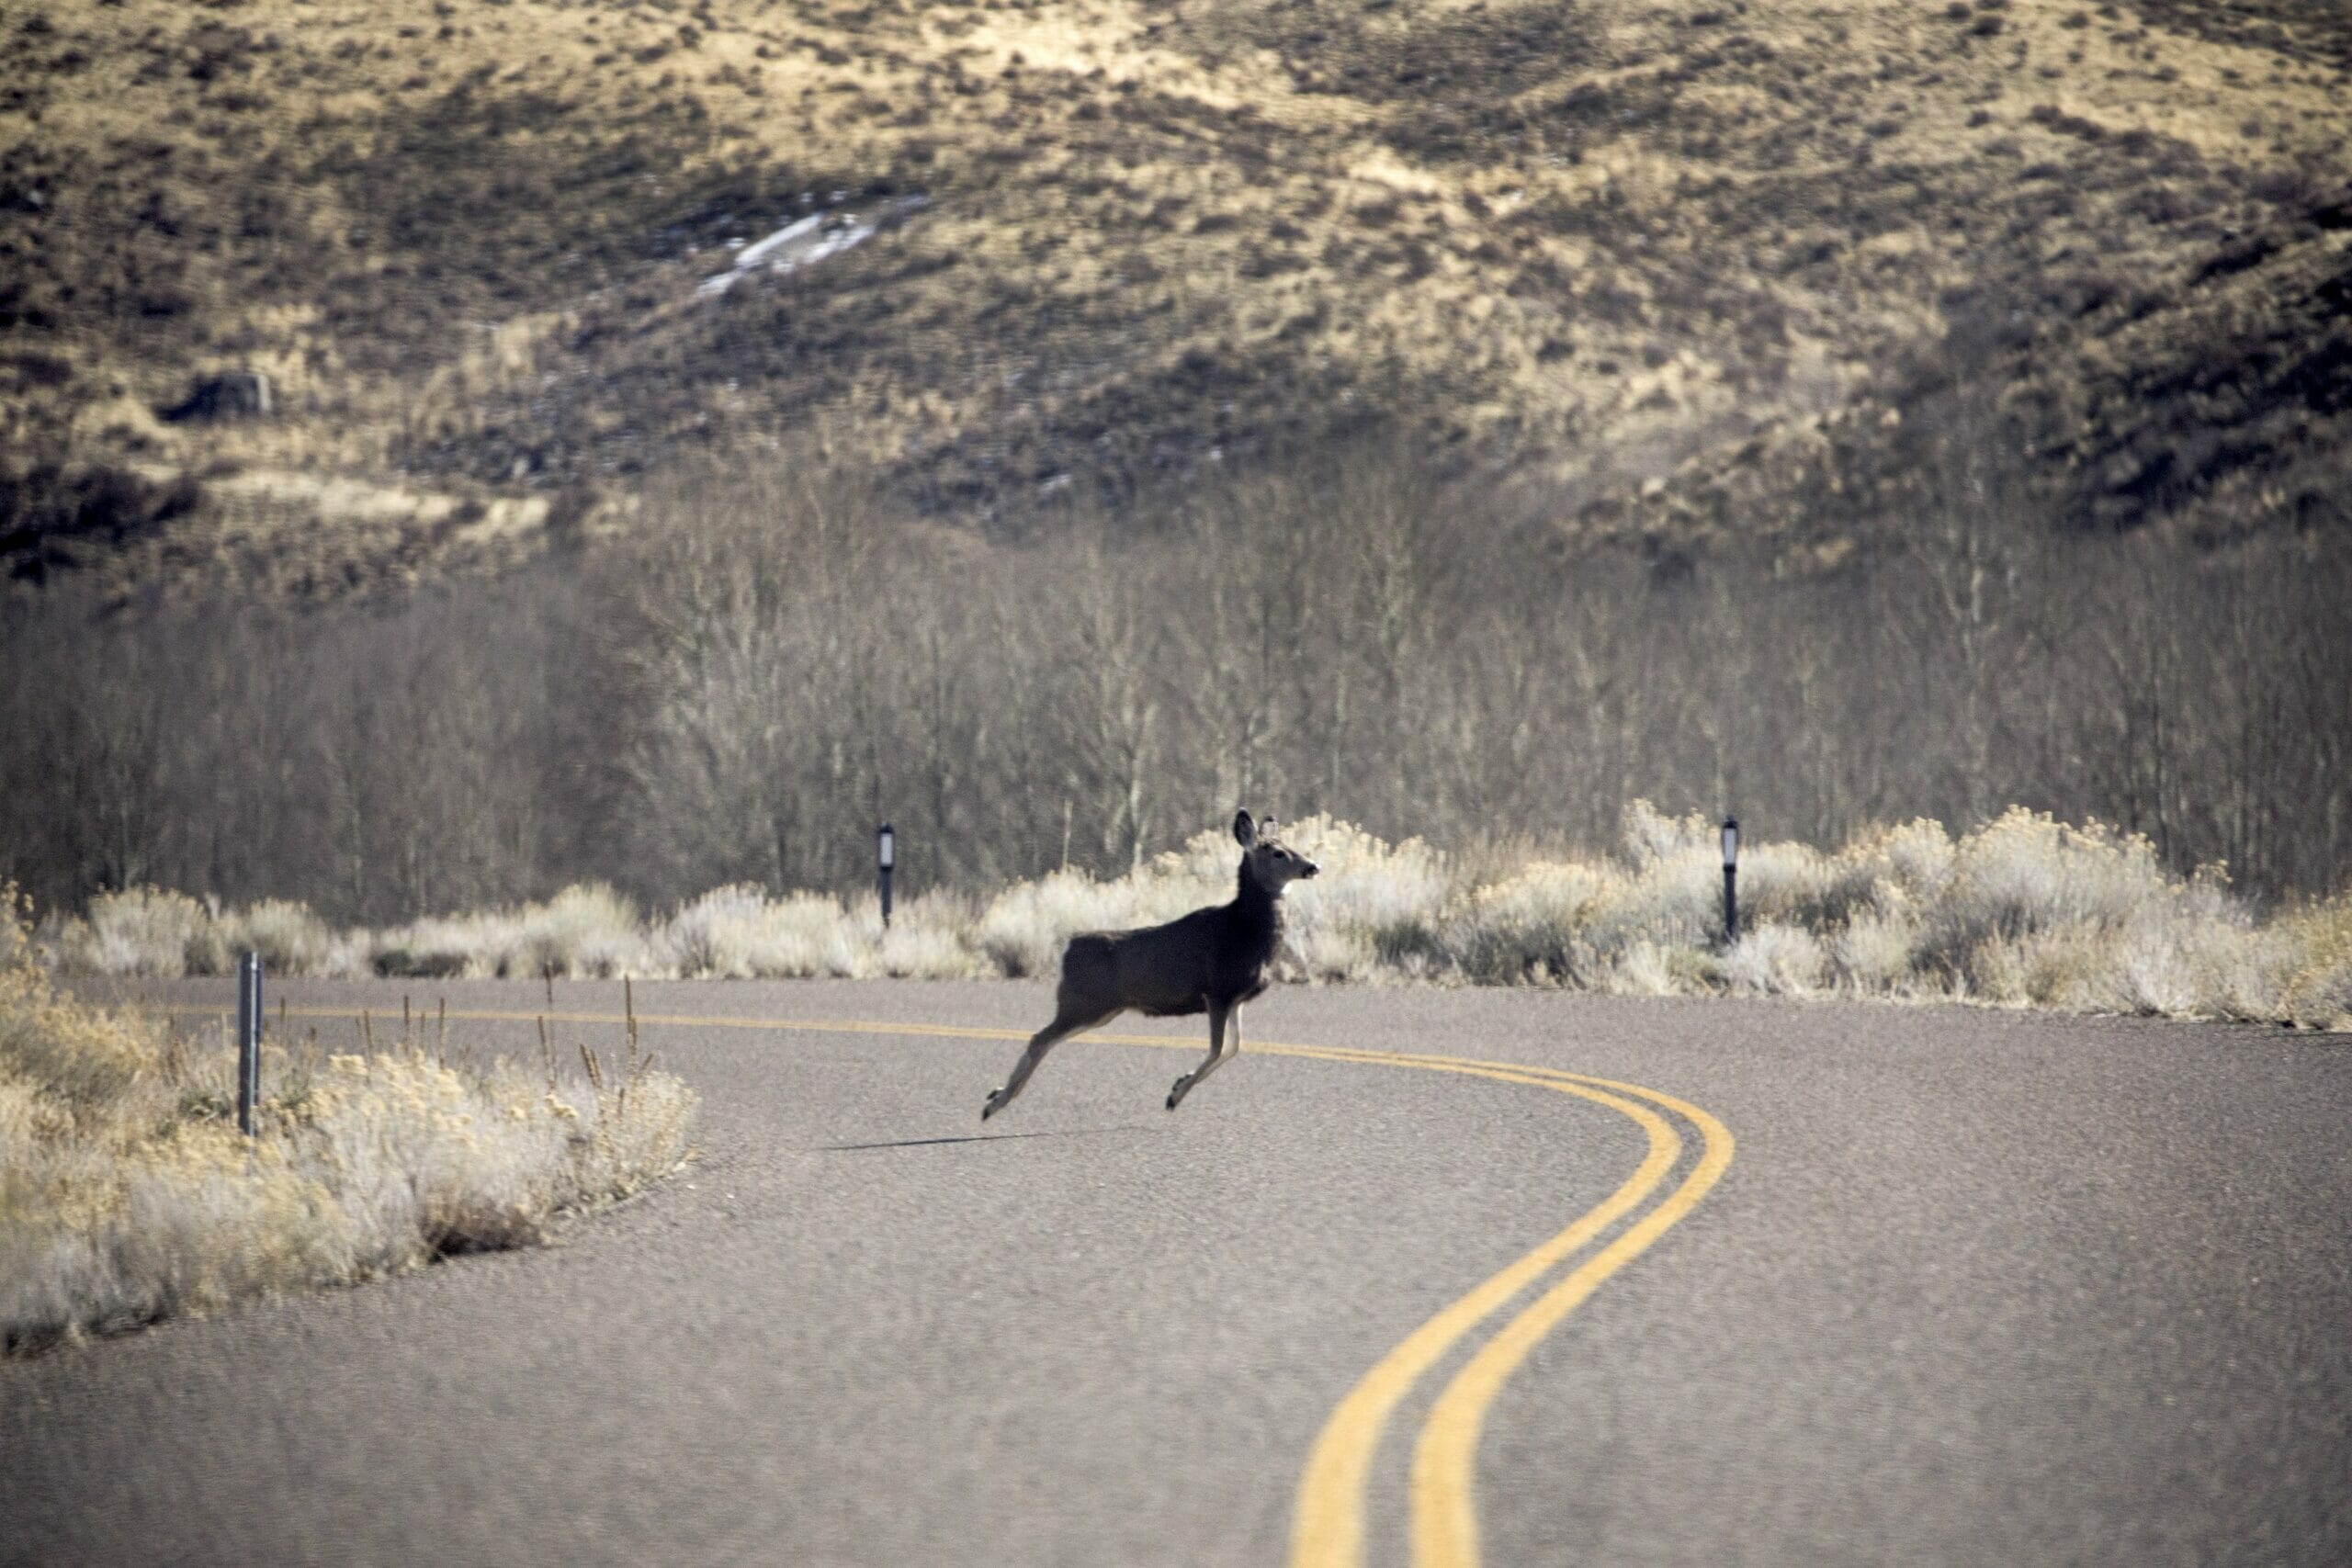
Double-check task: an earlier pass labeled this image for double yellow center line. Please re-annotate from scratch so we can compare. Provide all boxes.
[1283,1049,1731,1568]
[162,998,1731,1565]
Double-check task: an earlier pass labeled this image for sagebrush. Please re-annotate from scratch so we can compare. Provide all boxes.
[47,807,2352,1030]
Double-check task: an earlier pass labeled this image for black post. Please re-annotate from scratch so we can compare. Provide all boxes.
[1721,816,1739,947]
[235,951,262,1135]
[877,821,895,931]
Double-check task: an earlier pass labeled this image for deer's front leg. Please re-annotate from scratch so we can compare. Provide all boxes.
[1167,1000,1233,1111]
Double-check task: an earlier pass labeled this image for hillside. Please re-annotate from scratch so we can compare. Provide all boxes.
[1,0,2347,592]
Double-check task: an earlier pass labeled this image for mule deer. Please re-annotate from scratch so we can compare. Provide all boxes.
[981,809,1318,1120]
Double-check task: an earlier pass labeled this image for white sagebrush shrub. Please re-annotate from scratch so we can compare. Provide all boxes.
[1932,809,2170,954]
[1583,851,1721,957]
[219,899,347,976]
[60,887,209,977]
[1275,816,1448,978]
[1445,862,1614,984]
[1593,802,1729,953]
[2099,923,2206,1018]
[2075,895,2288,1021]
[1285,923,1378,981]
[658,887,979,979]
[511,885,651,979]
[1838,818,1959,906]
[2191,924,2297,1021]
[1734,841,1838,925]
[372,884,655,980]
[666,886,857,978]
[1833,910,1921,993]
[111,1144,350,1317]
[1722,923,1827,997]
[5,1039,699,1352]
[4,1136,349,1345]
[1968,926,2116,1008]
[368,912,498,978]
[1601,938,1681,997]
[310,1052,570,1262]
[2279,897,2352,1027]
[871,918,987,980]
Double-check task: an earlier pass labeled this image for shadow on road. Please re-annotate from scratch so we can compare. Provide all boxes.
[820,1125,1165,1153]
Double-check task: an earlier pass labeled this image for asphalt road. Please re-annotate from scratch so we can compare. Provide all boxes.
[5,979,2349,1567]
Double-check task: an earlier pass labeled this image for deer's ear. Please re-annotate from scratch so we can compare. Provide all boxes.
[1259,817,1278,840]
[1234,809,1257,847]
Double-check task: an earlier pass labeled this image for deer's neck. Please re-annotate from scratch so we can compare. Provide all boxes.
[1230,859,1283,953]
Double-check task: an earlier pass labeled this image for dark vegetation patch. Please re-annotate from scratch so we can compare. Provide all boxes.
[308,88,829,375]
[0,463,205,585]
[1618,180,2352,549]
[2039,216,2352,536]
[2121,0,2352,70]
[906,337,1387,518]
[0,134,241,351]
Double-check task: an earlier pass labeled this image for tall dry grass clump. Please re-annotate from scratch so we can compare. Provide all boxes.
[2276,894,2352,1030]
[667,885,981,979]
[57,887,212,978]
[370,883,655,980]
[1,895,696,1356]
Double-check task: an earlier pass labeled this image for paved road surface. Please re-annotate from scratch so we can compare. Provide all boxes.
[5,979,2348,1566]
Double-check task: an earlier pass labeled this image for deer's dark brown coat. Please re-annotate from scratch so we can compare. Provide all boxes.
[981,809,1318,1119]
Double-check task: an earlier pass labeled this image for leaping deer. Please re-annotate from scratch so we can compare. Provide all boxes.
[981,809,1319,1120]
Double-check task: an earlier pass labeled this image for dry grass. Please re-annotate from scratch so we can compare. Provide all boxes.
[47,807,2352,1031]
[3,894,697,1357]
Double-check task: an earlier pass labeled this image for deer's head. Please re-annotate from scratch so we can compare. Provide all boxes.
[1235,809,1318,893]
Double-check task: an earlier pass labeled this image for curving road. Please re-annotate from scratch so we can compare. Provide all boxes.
[5,978,2349,1567]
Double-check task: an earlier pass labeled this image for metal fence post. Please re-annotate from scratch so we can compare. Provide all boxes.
[236,951,262,1135]
[1721,817,1740,948]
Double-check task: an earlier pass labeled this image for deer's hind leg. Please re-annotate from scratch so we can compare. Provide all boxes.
[983,1004,1117,1122]
[1166,1000,1235,1111]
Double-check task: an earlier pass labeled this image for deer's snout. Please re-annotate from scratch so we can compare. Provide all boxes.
[1299,857,1320,879]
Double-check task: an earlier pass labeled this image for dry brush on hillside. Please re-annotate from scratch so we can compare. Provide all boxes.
[3,0,2348,595]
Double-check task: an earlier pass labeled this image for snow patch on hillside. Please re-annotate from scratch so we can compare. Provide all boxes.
[696,197,926,299]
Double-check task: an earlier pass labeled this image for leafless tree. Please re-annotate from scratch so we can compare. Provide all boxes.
[2,434,2346,923]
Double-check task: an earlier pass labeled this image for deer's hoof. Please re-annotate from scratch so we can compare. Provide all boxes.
[1166,1082,1186,1111]
[981,1091,1001,1122]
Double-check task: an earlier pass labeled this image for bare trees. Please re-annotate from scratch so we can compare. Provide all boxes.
[2,436,2346,925]
[0,579,583,926]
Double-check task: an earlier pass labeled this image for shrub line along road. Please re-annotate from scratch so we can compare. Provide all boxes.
[5,980,2349,1566]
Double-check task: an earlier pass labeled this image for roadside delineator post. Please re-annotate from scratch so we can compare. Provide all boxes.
[1721,817,1740,948]
[877,822,896,931]
[235,951,262,1136]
